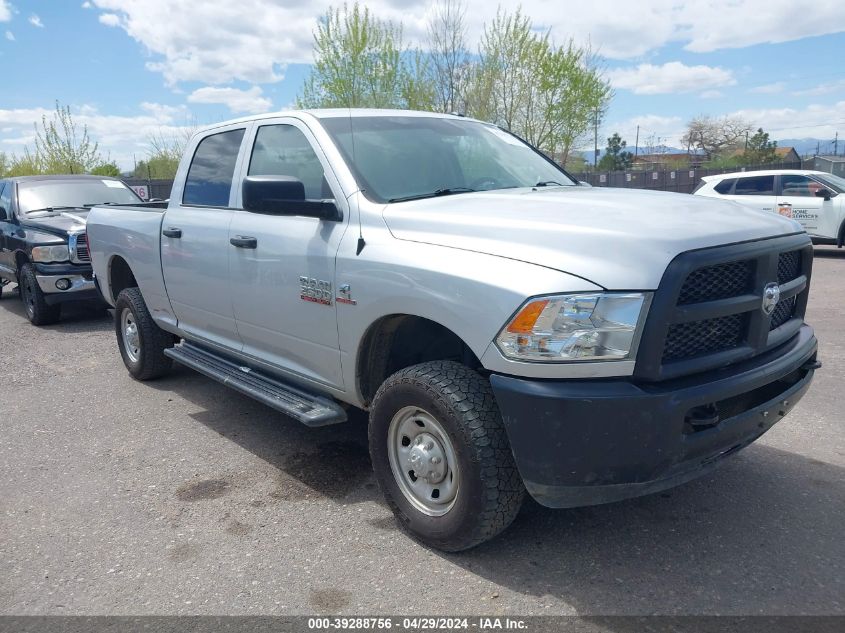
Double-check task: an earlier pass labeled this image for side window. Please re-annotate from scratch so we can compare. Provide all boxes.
[0,181,12,217]
[248,124,329,200]
[713,178,736,194]
[183,128,246,207]
[781,175,820,197]
[734,175,775,196]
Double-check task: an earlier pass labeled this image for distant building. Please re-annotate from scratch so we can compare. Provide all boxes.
[812,155,845,178]
[773,146,801,163]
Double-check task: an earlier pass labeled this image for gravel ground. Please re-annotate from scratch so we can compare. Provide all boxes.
[1,247,843,616]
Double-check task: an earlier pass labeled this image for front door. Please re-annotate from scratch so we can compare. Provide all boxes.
[777,174,830,237]
[0,181,15,279]
[161,125,248,350]
[227,119,348,389]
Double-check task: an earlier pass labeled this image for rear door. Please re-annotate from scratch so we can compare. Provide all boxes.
[777,174,827,237]
[227,117,349,389]
[724,174,778,214]
[160,124,249,350]
[0,181,15,278]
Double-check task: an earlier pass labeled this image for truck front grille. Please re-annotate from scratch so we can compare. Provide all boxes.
[73,234,90,263]
[635,235,813,381]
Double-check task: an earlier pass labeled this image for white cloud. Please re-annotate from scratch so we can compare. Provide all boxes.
[28,14,43,28]
[729,100,845,139]
[700,90,723,99]
[800,78,845,96]
[82,1,93,8]
[4,30,13,41]
[749,82,786,94]
[0,103,197,170]
[608,62,735,95]
[0,1,10,22]
[86,0,845,89]
[603,114,686,149]
[187,86,272,114]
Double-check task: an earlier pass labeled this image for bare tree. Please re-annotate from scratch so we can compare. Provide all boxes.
[426,0,471,113]
[682,115,753,160]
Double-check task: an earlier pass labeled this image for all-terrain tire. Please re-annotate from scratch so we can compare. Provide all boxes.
[369,360,525,551]
[115,287,174,380]
[18,264,61,325]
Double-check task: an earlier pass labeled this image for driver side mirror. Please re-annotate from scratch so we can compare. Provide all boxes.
[242,175,340,220]
[814,188,833,201]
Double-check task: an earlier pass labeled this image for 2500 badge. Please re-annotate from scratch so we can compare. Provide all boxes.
[300,276,333,305]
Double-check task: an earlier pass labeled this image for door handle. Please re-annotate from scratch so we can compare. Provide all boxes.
[230,236,258,249]
[162,228,182,238]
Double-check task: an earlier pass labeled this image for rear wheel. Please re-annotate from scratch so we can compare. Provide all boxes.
[18,264,61,325]
[369,361,524,551]
[115,287,174,380]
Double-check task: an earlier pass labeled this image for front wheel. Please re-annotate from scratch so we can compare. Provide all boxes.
[18,264,61,325]
[115,287,174,380]
[369,361,525,551]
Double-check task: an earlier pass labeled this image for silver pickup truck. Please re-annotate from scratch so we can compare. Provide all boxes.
[86,109,819,551]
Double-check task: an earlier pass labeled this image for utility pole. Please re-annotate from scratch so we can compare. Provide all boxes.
[594,108,599,169]
[745,131,749,152]
[634,125,639,158]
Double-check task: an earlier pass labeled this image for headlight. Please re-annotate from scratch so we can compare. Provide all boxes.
[31,245,70,263]
[496,293,651,362]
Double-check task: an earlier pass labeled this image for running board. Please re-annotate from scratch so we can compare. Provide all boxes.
[164,343,347,427]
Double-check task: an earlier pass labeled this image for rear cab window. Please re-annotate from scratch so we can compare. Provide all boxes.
[182,129,246,207]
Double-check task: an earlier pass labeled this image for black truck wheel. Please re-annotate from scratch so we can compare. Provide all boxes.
[369,360,525,551]
[18,264,61,325]
[115,287,174,380]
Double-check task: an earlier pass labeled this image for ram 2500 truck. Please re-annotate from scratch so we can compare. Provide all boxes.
[86,110,819,551]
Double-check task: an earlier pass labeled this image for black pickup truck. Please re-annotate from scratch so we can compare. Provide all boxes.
[0,175,143,325]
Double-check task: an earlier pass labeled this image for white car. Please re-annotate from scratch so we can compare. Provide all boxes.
[694,169,845,246]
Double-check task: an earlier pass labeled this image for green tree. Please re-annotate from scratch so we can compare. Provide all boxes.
[298,2,432,109]
[597,133,633,171]
[133,129,191,180]
[462,8,611,164]
[90,161,122,177]
[34,101,105,174]
[0,152,9,177]
[741,128,778,164]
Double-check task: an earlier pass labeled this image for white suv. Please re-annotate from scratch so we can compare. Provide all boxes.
[694,169,845,246]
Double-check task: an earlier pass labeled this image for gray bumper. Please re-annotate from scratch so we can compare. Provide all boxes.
[35,273,96,295]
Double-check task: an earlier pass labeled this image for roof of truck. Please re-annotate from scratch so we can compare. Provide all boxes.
[197,108,474,135]
[5,174,123,183]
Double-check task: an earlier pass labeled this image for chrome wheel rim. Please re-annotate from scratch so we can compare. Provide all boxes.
[387,406,459,516]
[121,308,141,363]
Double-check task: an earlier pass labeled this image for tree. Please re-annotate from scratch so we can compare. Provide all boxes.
[426,0,471,113]
[0,152,9,177]
[463,9,611,164]
[34,101,106,174]
[597,133,633,170]
[134,128,193,180]
[90,161,121,177]
[298,2,432,110]
[682,115,753,160]
[741,127,778,165]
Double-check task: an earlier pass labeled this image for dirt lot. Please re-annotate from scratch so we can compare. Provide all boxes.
[1,247,843,616]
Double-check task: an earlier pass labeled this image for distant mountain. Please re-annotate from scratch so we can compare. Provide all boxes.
[775,138,839,157]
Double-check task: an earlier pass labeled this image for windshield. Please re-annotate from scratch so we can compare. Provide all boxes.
[815,173,845,194]
[320,115,575,203]
[18,179,141,214]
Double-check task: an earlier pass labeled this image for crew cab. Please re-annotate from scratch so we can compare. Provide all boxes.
[694,169,845,246]
[0,175,143,324]
[86,110,819,551]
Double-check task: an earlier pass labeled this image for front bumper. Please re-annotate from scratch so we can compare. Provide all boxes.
[34,264,100,305]
[490,325,818,508]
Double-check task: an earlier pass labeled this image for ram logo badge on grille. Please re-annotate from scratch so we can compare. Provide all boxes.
[762,282,781,316]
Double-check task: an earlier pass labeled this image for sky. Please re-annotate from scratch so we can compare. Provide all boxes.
[1,0,845,170]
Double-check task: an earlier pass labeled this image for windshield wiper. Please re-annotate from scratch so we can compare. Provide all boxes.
[83,202,124,207]
[388,187,476,203]
[24,206,83,214]
[534,181,566,187]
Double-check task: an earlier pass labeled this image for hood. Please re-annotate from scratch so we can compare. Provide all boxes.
[18,209,89,237]
[382,187,801,289]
